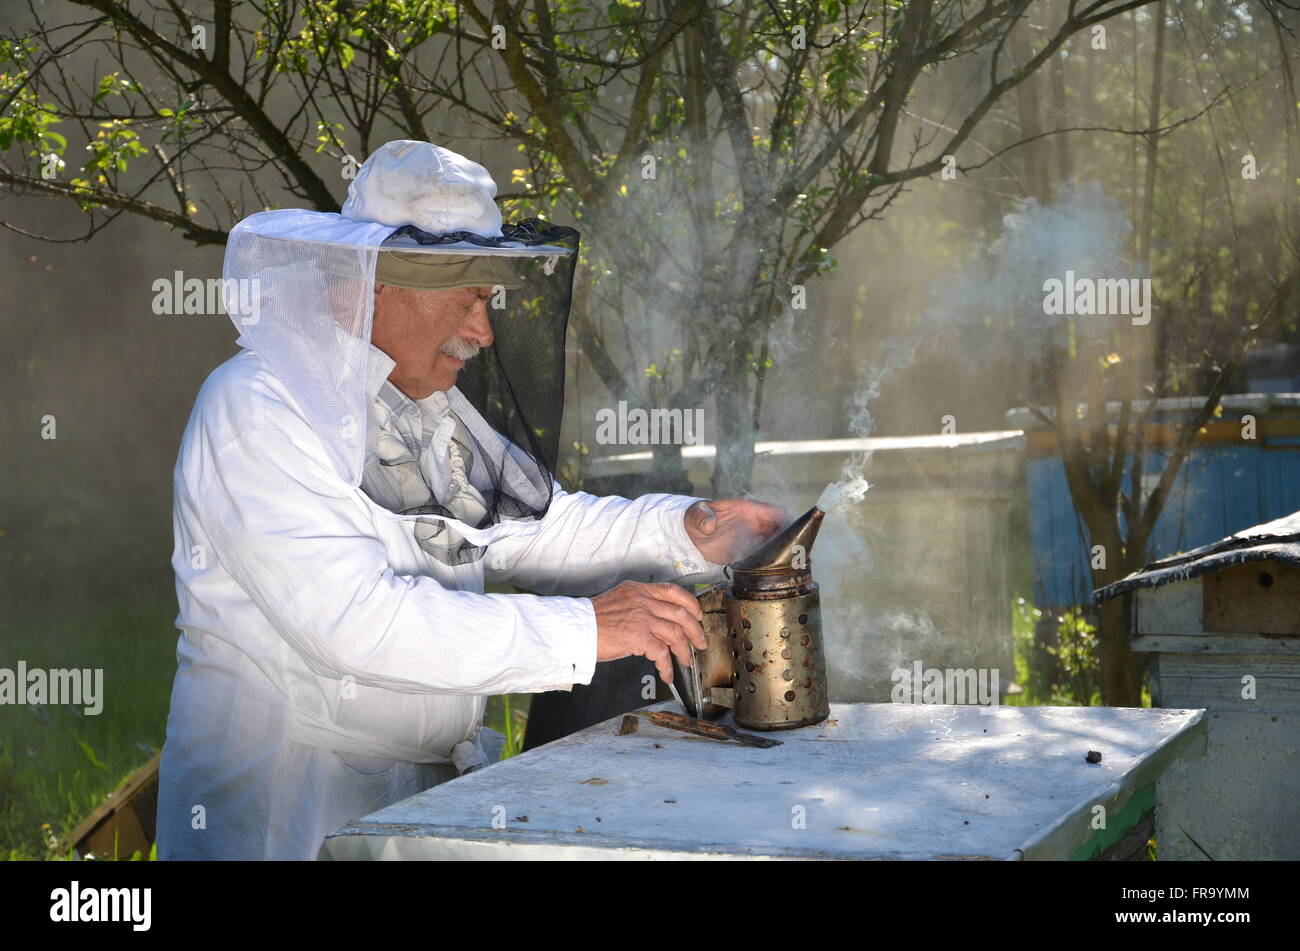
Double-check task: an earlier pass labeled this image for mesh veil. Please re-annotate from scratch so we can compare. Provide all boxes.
[222,209,578,563]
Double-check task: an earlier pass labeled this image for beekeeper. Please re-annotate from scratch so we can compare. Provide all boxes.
[156,140,785,861]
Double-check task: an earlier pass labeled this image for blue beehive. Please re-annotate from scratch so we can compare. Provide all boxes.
[1009,394,1300,612]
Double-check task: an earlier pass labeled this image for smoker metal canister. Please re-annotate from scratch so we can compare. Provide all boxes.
[724,506,831,731]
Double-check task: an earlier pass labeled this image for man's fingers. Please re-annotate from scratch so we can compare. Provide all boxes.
[655,655,674,684]
[746,507,786,546]
[592,580,714,686]
[751,502,787,535]
[692,501,718,535]
[643,581,704,621]
[646,617,694,667]
[640,637,673,683]
[641,598,708,651]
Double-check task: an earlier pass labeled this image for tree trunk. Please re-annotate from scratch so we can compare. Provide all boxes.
[1077,501,1143,705]
[711,347,757,497]
[1137,0,1168,266]
[1010,18,1051,203]
[1096,594,1147,705]
[1049,41,1073,183]
[1059,433,1148,706]
[651,441,694,495]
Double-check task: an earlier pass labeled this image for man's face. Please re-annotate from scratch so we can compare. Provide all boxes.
[371,283,494,399]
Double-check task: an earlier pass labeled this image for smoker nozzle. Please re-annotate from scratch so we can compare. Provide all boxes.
[731,505,825,573]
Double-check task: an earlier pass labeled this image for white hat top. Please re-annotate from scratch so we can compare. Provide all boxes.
[341,140,504,237]
[221,140,576,493]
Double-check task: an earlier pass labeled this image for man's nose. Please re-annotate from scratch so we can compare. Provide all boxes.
[464,298,494,348]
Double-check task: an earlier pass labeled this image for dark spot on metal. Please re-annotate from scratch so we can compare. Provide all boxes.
[743,639,753,651]
[1259,571,1274,589]
[745,661,755,673]
[1085,750,1102,764]
[746,682,756,694]
[742,617,751,629]
[784,690,796,702]
[798,613,808,625]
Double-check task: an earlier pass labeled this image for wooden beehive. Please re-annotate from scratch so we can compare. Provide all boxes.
[60,750,160,860]
[1095,513,1300,860]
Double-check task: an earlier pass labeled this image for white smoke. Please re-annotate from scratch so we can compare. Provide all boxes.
[819,182,1135,699]
[943,180,1134,348]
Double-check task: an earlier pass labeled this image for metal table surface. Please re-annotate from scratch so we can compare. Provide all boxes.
[319,701,1206,860]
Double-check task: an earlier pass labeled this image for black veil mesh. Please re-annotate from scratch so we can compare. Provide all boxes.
[379,219,580,566]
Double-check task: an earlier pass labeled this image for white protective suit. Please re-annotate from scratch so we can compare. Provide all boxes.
[156,142,721,860]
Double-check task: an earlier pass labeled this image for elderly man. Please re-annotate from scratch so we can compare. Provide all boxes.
[156,140,784,860]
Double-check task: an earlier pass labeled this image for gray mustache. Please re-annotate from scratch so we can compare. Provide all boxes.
[441,337,481,361]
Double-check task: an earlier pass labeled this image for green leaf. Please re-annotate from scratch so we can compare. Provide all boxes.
[92,72,120,104]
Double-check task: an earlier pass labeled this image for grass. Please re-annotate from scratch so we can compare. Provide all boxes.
[1,590,175,860]
[484,692,532,758]
[0,585,542,860]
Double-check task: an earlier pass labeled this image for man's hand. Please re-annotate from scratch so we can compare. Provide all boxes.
[592,581,707,684]
[684,498,787,566]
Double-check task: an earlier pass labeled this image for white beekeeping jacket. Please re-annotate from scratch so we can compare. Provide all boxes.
[155,142,723,860]
[157,347,718,859]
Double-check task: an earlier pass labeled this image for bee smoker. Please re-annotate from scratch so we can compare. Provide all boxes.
[672,504,831,731]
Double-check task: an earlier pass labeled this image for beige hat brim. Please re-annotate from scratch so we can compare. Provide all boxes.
[375,251,523,290]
